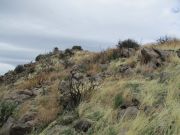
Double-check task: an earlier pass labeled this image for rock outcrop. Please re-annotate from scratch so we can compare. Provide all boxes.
[139,48,170,69]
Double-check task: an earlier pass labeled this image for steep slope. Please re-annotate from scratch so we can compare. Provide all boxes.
[0,43,180,135]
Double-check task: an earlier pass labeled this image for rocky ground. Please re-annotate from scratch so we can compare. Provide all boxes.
[0,42,180,135]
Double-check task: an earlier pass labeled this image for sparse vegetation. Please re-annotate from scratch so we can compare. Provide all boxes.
[0,40,180,135]
[72,46,83,51]
[117,39,140,49]
[59,67,97,110]
[0,101,17,127]
[156,36,178,45]
[113,94,123,109]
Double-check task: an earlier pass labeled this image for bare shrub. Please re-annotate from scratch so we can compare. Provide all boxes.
[59,66,97,110]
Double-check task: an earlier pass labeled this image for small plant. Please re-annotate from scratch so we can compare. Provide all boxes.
[107,127,117,135]
[14,65,25,73]
[0,101,17,127]
[113,94,123,109]
[72,46,83,51]
[117,39,140,49]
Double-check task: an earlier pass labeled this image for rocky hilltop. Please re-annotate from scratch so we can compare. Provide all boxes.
[0,40,180,135]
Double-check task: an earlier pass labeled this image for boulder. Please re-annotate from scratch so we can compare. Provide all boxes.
[118,65,133,76]
[117,106,139,120]
[9,123,32,135]
[140,48,170,69]
[20,112,37,123]
[119,48,136,58]
[4,91,33,104]
[74,119,92,132]
[0,117,32,135]
[17,90,35,97]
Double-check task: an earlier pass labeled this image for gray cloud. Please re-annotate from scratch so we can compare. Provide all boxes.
[0,0,180,75]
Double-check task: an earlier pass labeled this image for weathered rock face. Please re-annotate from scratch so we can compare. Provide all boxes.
[139,48,170,69]
[4,90,35,104]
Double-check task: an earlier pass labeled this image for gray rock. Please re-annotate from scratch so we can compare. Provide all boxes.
[74,119,92,132]
[118,65,133,76]
[10,123,32,135]
[117,107,139,120]
[20,112,37,123]
[17,90,35,97]
[0,117,32,135]
[5,94,31,104]
[140,48,170,69]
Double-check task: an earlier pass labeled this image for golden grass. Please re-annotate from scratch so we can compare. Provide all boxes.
[36,80,61,125]
[146,40,180,51]
[75,56,180,135]
[15,71,66,90]
[2,42,180,135]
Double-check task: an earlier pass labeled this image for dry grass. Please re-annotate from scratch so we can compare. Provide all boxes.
[146,40,180,51]
[14,100,32,119]
[15,71,65,90]
[76,55,180,135]
[36,80,61,125]
[1,42,180,135]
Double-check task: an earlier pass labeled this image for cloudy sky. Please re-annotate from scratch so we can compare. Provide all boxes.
[0,0,180,75]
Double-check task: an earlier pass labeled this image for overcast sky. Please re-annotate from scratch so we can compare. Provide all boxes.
[0,0,180,75]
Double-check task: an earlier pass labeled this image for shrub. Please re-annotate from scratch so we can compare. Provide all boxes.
[113,94,123,109]
[59,68,97,110]
[117,39,140,49]
[72,46,83,51]
[15,65,25,73]
[35,54,45,61]
[65,49,74,56]
[0,101,17,126]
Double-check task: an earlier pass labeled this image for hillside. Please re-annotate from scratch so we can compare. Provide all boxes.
[0,40,180,135]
